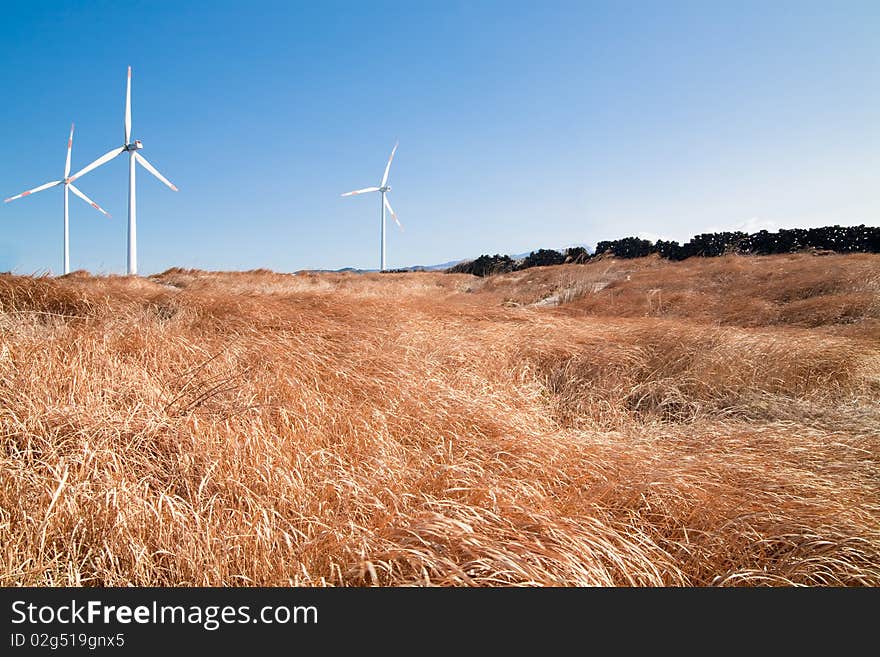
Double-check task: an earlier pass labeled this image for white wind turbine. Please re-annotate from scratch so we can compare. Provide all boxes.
[341,141,402,271]
[71,66,177,275]
[4,123,111,275]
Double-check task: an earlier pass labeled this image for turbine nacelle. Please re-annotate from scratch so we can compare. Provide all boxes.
[125,140,144,151]
[380,185,391,192]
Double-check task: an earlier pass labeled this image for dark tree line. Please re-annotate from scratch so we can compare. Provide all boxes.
[447,225,880,277]
[446,254,518,277]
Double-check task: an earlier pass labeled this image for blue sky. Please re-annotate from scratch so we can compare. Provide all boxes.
[0,0,877,274]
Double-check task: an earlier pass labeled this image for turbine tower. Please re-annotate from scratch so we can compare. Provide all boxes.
[4,123,111,275]
[341,141,402,271]
[71,67,178,275]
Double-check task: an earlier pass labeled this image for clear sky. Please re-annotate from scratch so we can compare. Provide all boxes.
[0,0,877,274]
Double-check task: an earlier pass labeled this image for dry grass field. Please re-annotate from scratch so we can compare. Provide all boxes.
[1,253,878,585]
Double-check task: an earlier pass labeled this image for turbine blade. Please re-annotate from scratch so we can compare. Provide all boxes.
[64,123,75,178]
[125,66,132,144]
[68,183,111,217]
[341,186,380,197]
[69,146,125,182]
[4,180,62,203]
[135,153,178,191]
[381,141,398,187]
[383,195,402,229]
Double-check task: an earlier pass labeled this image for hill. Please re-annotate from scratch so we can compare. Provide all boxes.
[1,253,878,585]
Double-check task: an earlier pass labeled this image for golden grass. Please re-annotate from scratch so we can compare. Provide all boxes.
[483,253,880,336]
[1,254,878,586]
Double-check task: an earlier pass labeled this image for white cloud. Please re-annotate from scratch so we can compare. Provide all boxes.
[733,217,779,233]
[706,217,778,234]
[708,216,854,235]
[637,231,671,242]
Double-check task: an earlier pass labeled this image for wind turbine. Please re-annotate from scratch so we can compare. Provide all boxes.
[71,66,177,275]
[4,123,111,275]
[341,141,402,271]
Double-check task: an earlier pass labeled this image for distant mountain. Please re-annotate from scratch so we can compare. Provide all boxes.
[403,259,466,271]
[297,244,595,274]
[299,259,466,274]
[295,266,375,274]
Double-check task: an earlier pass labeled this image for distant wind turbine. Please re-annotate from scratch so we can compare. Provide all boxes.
[71,66,178,275]
[4,123,111,275]
[341,141,402,271]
